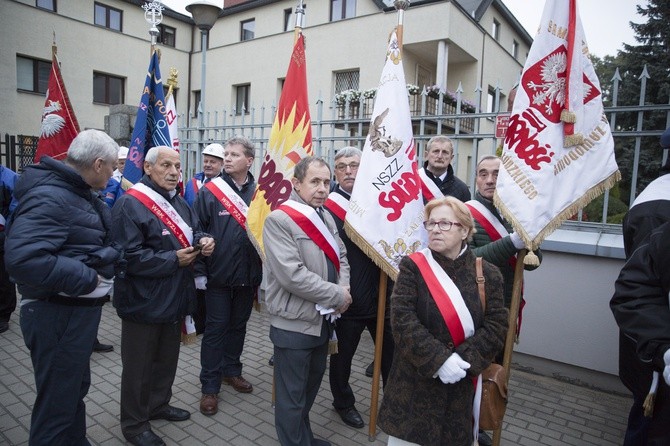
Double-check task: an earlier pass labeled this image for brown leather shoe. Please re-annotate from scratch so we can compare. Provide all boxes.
[200,394,218,416]
[222,375,253,393]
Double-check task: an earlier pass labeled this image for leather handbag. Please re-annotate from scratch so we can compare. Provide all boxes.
[475,257,508,431]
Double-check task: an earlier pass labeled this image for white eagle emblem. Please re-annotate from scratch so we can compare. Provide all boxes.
[40,96,65,138]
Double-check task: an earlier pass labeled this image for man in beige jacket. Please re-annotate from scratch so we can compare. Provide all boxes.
[263,156,351,446]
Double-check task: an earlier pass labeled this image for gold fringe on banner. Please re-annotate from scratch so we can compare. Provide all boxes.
[344,221,401,282]
[564,133,585,147]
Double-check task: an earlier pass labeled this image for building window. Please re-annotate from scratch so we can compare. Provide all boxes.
[94,2,122,31]
[486,85,498,115]
[36,0,56,12]
[193,90,201,116]
[235,84,250,115]
[241,19,255,41]
[492,19,500,41]
[334,69,359,93]
[330,0,355,22]
[93,72,124,105]
[16,55,51,94]
[512,40,519,59]
[284,8,293,31]
[158,24,176,47]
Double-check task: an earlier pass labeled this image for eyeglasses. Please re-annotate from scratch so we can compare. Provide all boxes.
[335,162,360,172]
[423,220,463,231]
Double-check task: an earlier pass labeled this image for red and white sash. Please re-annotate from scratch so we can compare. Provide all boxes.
[418,167,443,201]
[205,177,249,229]
[278,200,340,273]
[126,183,194,248]
[191,177,202,195]
[408,248,483,438]
[324,191,349,222]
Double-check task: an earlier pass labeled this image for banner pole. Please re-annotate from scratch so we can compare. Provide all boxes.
[368,272,388,441]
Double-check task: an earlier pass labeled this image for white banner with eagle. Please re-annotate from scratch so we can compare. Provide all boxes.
[345,29,426,280]
[494,0,620,258]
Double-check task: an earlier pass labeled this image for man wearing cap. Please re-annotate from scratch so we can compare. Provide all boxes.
[112,146,215,446]
[612,127,670,446]
[195,136,262,416]
[184,143,225,207]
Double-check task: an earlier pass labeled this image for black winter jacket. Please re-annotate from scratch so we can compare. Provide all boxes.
[5,157,121,300]
[193,172,262,288]
[422,162,470,202]
[112,176,208,323]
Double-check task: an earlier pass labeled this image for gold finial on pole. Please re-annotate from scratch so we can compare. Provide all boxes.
[166,68,179,99]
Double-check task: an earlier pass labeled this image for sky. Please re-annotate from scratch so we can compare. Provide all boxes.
[162,0,644,59]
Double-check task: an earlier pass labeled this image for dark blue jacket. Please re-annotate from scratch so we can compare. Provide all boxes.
[183,171,205,207]
[193,172,262,288]
[112,175,209,323]
[0,165,18,254]
[5,157,121,300]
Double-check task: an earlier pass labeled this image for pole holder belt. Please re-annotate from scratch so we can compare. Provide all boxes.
[43,295,110,307]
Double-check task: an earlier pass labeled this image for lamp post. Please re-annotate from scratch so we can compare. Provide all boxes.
[186,1,222,160]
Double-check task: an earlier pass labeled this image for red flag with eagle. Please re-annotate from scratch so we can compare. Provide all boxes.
[494,0,619,262]
[35,47,80,162]
[247,33,312,258]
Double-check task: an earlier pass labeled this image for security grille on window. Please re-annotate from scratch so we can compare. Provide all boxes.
[93,72,124,105]
[158,24,176,47]
[334,70,359,94]
[235,84,250,115]
[16,56,51,94]
[241,19,255,41]
[94,2,122,31]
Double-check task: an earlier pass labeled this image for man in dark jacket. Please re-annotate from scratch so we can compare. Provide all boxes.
[112,146,215,446]
[419,135,470,202]
[612,222,670,446]
[614,127,670,446]
[324,146,395,429]
[0,164,18,334]
[195,136,262,416]
[5,129,122,445]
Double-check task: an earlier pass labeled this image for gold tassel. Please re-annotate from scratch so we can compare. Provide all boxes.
[524,250,540,266]
[564,133,584,147]
[328,330,339,355]
[253,300,261,312]
[560,109,576,123]
[643,372,659,417]
[181,331,197,345]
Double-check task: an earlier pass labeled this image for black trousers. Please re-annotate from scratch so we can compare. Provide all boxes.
[329,317,394,409]
[120,319,181,438]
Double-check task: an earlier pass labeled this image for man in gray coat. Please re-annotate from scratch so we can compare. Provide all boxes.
[263,156,352,446]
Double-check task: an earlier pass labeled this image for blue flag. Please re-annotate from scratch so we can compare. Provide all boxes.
[124,51,172,184]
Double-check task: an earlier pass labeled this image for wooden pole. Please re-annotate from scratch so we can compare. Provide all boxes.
[492,248,527,446]
[367,272,388,441]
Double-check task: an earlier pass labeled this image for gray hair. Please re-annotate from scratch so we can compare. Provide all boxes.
[225,136,255,158]
[293,156,330,182]
[426,135,453,152]
[145,145,173,165]
[334,146,362,161]
[477,155,500,169]
[66,130,118,168]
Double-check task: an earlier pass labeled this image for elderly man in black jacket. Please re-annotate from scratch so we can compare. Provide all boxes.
[5,129,122,445]
[194,136,262,416]
[112,146,215,446]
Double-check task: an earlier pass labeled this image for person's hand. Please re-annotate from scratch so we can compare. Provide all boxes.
[436,353,471,384]
[195,276,207,290]
[509,232,525,250]
[664,348,670,386]
[176,247,199,267]
[198,237,216,257]
[336,287,352,314]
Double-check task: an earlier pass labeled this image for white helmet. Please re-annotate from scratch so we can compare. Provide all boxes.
[202,143,225,160]
[118,146,129,159]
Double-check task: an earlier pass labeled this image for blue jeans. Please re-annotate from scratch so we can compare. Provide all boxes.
[200,286,254,394]
[20,300,101,446]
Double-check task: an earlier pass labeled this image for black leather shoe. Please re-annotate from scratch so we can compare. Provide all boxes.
[149,405,190,422]
[268,355,274,366]
[93,341,114,353]
[478,430,493,446]
[365,362,374,377]
[336,406,364,428]
[127,429,166,446]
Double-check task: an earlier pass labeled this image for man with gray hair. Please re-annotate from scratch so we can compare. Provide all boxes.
[5,129,123,445]
[419,135,470,202]
[195,136,262,416]
[112,146,215,446]
[324,146,395,429]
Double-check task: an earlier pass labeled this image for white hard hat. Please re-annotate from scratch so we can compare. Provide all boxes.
[118,146,129,159]
[202,143,225,159]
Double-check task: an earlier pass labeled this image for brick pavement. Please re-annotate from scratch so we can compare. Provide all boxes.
[1,303,631,445]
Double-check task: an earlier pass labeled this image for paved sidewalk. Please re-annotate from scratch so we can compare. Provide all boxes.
[1,304,631,445]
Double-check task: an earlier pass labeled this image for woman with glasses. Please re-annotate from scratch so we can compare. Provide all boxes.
[378,196,508,446]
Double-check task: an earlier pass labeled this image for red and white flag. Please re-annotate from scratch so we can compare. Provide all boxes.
[166,93,179,152]
[35,46,80,162]
[495,0,620,255]
[345,30,426,280]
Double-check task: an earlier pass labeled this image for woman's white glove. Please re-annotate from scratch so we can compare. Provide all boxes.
[436,352,471,384]
[509,232,526,250]
[663,348,670,386]
[195,276,207,290]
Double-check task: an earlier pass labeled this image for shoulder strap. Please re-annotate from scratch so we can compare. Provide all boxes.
[476,257,486,311]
